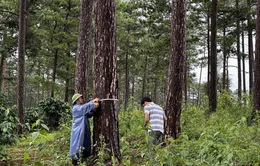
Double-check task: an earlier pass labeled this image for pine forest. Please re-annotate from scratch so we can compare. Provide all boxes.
[0,0,260,165]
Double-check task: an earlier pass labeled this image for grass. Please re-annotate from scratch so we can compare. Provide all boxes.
[1,94,260,165]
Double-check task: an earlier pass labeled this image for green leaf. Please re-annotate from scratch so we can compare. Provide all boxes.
[36,119,41,126]
[5,108,10,116]
[32,122,36,129]
[32,132,40,141]
[40,124,49,131]
[34,161,43,166]
[24,152,29,163]
[3,128,7,133]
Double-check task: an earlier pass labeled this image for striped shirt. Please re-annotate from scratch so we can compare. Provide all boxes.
[144,102,165,133]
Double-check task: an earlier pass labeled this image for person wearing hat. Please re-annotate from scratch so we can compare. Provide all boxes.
[141,96,166,146]
[69,93,99,165]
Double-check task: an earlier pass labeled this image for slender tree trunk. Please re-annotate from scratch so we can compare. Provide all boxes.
[93,0,121,163]
[124,38,129,111]
[131,76,135,106]
[207,4,211,96]
[17,0,27,134]
[0,54,7,93]
[1,54,6,93]
[223,25,227,91]
[197,46,206,106]
[247,0,254,93]
[253,0,260,114]
[142,56,148,97]
[184,51,188,105]
[51,49,58,97]
[164,0,186,139]
[65,51,70,102]
[0,30,7,93]
[236,0,241,100]
[75,0,93,100]
[209,0,217,113]
[154,77,158,103]
[241,21,246,93]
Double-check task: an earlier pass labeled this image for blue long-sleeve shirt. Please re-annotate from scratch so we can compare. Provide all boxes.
[69,101,97,159]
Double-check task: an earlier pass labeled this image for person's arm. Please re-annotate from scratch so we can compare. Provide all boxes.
[81,98,99,116]
[144,113,150,128]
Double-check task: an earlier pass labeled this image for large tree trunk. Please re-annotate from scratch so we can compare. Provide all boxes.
[93,0,121,164]
[17,0,26,134]
[247,0,254,94]
[75,0,93,100]
[209,0,217,113]
[253,0,260,114]
[164,0,186,139]
[236,0,241,100]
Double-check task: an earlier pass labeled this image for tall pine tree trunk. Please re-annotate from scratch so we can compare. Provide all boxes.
[207,4,211,96]
[0,54,6,93]
[17,0,26,134]
[165,0,186,139]
[142,56,148,97]
[124,38,129,111]
[209,0,217,113]
[223,25,227,91]
[247,0,254,93]
[0,30,7,93]
[241,21,246,93]
[253,0,260,114]
[236,0,241,100]
[75,0,93,100]
[93,0,121,163]
[51,49,58,97]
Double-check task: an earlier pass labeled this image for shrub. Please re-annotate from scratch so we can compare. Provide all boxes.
[0,107,18,145]
[37,98,71,130]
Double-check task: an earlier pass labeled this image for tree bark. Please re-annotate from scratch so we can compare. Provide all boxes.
[75,0,93,100]
[93,0,121,163]
[1,54,6,93]
[51,48,58,97]
[207,4,211,96]
[0,30,7,94]
[222,25,227,91]
[241,21,246,93]
[17,0,26,134]
[164,0,186,139]
[236,0,241,100]
[253,0,260,114]
[247,0,254,94]
[124,39,129,111]
[209,0,217,113]
[142,56,148,98]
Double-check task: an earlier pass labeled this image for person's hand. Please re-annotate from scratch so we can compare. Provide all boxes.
[93,98,99,108]
[93,98,99,102]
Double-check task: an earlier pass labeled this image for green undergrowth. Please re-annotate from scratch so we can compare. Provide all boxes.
[2,93,260,165]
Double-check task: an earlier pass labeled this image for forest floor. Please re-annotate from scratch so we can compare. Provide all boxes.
[0,131,69,166]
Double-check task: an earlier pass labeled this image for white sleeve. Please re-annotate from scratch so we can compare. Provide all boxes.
[144,107,150,114]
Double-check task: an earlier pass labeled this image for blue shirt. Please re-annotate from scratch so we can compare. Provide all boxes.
[69,101,96,159]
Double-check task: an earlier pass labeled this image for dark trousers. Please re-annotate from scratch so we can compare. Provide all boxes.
[148,130,164,145]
